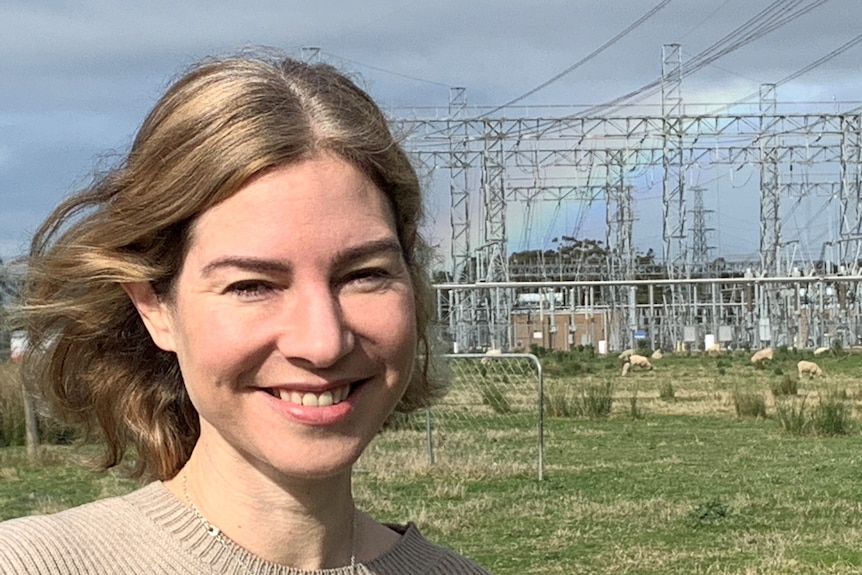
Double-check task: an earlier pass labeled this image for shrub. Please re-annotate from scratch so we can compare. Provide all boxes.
[732,390,767,419]
[575,344,596,358]
[543,381,580,418]
[543,380,614,419]
[771,374,798,396]
[776,396,809,435]
[629,392,644,419]
[580,380,614,419]
[659,381,675,401]
[832,340,845,356]
[811,391,851,436]
[0,364,26,446]
[0,363,78,447]
[529,344,549,358]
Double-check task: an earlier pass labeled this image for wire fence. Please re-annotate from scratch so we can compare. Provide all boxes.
[432,353,544,479]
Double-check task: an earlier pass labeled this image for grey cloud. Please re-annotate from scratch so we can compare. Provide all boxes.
[2,0,862,260]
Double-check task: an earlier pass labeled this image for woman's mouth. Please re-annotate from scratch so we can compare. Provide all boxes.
[265,383,354,407]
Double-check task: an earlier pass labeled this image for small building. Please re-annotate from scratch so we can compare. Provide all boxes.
[511,308,615,351]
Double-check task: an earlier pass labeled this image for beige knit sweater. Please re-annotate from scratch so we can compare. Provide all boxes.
[0,482,491,574]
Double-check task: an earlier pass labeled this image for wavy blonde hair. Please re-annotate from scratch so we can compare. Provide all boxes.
[18,53,443,480]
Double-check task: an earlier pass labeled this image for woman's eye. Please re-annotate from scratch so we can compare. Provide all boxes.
[343,268,393,289]
[225,280,275,299]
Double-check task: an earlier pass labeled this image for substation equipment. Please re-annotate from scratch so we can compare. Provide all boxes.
[398,45,862,353]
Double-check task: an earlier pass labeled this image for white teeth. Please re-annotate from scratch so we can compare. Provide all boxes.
[275,387,349,407]
[318,391,333,407]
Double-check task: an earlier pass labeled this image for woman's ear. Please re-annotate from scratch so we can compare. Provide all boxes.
[122,282,177,352]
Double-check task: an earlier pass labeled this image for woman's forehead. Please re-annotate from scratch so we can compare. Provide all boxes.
[183,155,400,262]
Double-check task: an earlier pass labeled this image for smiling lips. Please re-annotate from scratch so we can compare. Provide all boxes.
[266,385,352,408]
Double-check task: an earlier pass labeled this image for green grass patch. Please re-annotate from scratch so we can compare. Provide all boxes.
[6,352,862,574]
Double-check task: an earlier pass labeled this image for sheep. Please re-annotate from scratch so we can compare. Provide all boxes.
[628,354,653,370]
[618,348,635,360]
[706,343,722,357]
[621,362,631,376]
[650,349,663,360]
[813,346,830,356]
[797,360,824,378]
[480,348,503,365]
[750,347,773,364]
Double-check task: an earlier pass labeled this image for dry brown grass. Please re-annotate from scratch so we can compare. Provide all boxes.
[5,353,862,574]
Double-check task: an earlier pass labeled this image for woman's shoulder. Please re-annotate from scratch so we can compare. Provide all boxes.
[0,482,167,574]
[0,481,159,534]
[372,522,493,575]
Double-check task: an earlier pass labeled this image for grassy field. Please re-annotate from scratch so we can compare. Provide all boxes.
[3,349,862,574]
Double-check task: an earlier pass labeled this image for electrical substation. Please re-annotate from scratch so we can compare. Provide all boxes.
[400,44,862,354]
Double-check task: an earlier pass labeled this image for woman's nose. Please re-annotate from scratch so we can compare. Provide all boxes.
[277,285,354,367]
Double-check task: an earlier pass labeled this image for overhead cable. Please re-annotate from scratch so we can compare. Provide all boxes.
[710,29,862,114]
[484,0,673,116]
[573,0,831,118]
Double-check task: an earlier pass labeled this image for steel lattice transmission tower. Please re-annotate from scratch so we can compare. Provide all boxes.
[759,83,781,275]
[690,185,714,270]
[662,43,686,279]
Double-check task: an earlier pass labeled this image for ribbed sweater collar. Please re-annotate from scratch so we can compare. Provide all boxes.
[123,481,440,575]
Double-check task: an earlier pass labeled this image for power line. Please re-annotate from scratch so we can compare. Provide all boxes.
[573,0,831,118]
[709,28,862,114]
[484,0,673,116]
[678,0,735,41]
[321,50,452,88]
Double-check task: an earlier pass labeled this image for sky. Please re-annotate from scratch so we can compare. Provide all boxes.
[3,0,862,269]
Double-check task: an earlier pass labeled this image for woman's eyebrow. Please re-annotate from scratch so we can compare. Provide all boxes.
[198,239,404,278]
[333,238,404,265]
[199,257,292,278]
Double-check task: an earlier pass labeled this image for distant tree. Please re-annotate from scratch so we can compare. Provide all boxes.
[0,258,36,456]
[0,257,17,336]
[635,248,656,266]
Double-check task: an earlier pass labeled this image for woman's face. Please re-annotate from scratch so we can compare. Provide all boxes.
[140,154,417,480]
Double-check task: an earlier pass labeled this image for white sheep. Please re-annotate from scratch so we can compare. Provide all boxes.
[480,348,503,365]
[797,360,824,378]
[618,348,635,360]
[813,346,830,356]
[650,349,663,360]
[628,354,653,370]
[750,347,774,364]
[621,362,632,376]
[706,343,722,357]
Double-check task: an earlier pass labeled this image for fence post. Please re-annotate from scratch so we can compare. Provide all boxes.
[22,383,39,458]
[425,409,435,465]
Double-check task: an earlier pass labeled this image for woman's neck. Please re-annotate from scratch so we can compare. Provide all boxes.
[164,446,357,570]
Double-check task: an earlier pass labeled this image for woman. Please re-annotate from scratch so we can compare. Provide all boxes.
[0,53,491,574]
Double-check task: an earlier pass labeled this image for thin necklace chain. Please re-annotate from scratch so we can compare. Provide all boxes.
[182,473,359,574]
